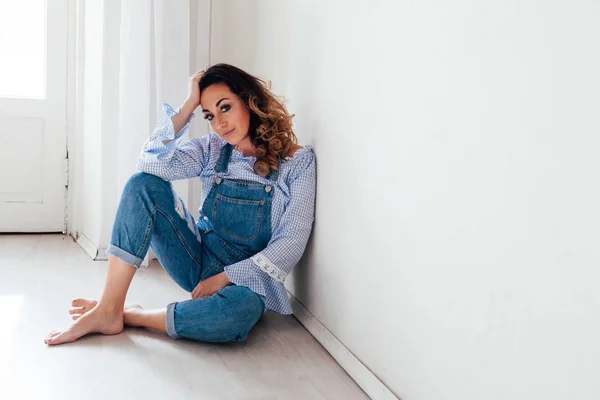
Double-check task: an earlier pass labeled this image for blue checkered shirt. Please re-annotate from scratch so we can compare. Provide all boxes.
[137,104,316,314]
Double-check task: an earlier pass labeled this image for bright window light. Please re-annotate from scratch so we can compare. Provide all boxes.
[0,0,47,99]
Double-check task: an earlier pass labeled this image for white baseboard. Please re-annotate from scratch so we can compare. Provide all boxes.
[289,294,399,400]
[75,233,108,261]
[96,246,108,260]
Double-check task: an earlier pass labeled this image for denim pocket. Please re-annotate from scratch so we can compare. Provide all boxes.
[212,194,264,242]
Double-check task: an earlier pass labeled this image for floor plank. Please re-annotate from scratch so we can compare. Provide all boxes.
[0,234,369,400]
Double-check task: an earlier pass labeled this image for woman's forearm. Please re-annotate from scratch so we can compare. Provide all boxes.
[170,99,198,138]
[218,271,232,287]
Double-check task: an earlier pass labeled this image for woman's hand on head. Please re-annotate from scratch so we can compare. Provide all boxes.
[184,69,205,109]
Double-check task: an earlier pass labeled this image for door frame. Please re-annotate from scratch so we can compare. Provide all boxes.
[66,0,83,238]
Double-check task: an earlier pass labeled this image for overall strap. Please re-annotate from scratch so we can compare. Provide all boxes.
[216,144,234,173]
[266,165,279,182]
[216,142,280,181]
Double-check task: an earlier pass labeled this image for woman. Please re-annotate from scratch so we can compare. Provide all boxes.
[45,64,316,345]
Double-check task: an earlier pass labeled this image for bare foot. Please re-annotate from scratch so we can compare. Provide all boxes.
[69,298,143,327]
[69,298,98,320]
[45,306,123,346]
[123,305,144,327]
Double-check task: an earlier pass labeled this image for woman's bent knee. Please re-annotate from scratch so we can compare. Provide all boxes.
[120,173,172,204]
[170,286,265,343]
[124,172,169,192]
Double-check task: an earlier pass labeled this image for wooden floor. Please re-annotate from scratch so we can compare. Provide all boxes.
[0,234,368,400]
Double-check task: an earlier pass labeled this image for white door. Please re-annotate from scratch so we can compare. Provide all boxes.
[0,0,69,232]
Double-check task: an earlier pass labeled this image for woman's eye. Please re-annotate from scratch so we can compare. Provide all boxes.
[204,114,213,121]
[221,105,230,112]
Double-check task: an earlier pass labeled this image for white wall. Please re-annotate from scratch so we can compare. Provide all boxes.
[211,1,600,399]
[79,0,105,247]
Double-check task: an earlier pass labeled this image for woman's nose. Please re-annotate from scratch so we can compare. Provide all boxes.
[214,116,227,129]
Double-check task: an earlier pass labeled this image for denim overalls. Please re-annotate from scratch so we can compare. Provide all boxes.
[106,144,278,342]
[197,143,277,280]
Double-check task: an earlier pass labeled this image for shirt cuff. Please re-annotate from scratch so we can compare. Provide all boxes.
[141,103,196,160]
[161,103,196,141]
[224,259,268,298]
[250,254,287,283]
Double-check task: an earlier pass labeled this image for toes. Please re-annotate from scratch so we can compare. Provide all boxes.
[71,298,97,308]
[69,299,98,317]
[72,315,81,321]
[46,332,73,346]
[44,331,62,344]
[45,334,61,344]
[45,330,58,339]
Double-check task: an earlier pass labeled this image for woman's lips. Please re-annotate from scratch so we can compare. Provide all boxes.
[223,128,234,137]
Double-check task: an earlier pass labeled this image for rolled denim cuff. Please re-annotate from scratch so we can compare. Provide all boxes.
[105,244,143,268]
[166,302,181,339]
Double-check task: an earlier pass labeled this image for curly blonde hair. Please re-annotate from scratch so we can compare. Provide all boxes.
[199,64,298,177]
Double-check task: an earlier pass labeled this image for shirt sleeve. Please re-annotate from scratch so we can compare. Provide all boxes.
[224,152,317,288]
[136,103,212,181]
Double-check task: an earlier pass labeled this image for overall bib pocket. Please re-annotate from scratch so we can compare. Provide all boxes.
[212,193,264,242]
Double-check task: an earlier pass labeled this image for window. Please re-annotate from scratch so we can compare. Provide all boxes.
[0,0,47,99]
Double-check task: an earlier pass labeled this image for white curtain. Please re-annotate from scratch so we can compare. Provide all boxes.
[116,0,210,266]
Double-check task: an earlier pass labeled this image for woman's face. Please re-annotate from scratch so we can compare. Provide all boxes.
[200,83,251,145]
